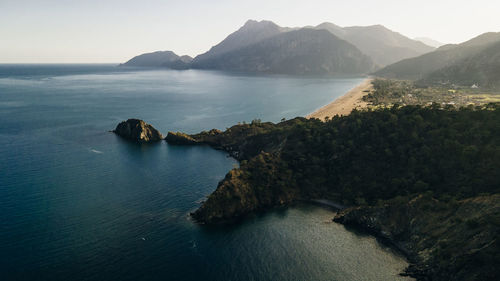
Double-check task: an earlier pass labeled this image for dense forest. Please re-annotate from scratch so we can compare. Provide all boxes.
[167,104,500,280]
[177,104,499,210]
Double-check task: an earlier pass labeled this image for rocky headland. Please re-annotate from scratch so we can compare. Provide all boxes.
[166,105,500,280]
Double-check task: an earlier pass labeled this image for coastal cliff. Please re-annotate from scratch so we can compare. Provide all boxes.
[113,119,163,143]
[168,104,500,280]
[191,152,299,224]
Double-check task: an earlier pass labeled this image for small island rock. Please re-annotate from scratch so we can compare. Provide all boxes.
[113,119,163,143]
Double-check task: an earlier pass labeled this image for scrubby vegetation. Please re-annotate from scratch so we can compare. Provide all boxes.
[170,104,500,280]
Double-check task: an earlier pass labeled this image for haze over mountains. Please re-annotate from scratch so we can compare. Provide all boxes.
[376,32,500,87]
[123,20,436,75]
[314,22,435,66]
[414,37,445,48]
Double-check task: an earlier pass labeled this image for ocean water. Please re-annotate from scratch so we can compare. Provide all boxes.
[0,64,412,281]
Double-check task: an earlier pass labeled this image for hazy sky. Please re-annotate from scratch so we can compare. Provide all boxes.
[1,0,499,63]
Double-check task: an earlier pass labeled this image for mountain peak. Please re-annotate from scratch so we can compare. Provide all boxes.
[242,19,279,29]
[193,20,284,62]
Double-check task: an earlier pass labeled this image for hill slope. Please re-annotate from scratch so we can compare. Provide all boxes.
[422,40,500,88]
[192,29,375,75]
[375,32,500,86]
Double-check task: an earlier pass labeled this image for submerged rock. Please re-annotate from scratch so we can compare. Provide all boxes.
[113,119,163,143]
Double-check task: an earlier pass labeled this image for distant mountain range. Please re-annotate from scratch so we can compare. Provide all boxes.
[376,32,500,87]
[122,20,436,75]
[314,23,435,66]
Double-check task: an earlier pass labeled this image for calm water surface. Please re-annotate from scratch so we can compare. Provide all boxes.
[0,64,412,280]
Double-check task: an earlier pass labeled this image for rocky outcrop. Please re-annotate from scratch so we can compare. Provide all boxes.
[165,132,199,145]
[113,119,163,143]
[334,194,500,281]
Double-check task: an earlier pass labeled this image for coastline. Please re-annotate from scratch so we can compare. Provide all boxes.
[307,78,373,120]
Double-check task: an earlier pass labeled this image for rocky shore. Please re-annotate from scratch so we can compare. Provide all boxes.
[334,194,500,281]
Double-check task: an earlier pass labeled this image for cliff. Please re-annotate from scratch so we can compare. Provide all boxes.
[113,119,163,143]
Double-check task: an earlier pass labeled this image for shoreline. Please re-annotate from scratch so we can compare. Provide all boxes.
[307,78,373,120]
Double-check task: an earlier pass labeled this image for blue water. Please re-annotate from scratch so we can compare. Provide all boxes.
[0,64,412,281]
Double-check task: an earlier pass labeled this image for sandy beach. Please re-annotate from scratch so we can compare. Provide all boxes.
[307,78,373,120]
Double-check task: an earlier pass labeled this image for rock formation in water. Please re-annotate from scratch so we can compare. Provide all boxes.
[113,119,163,143]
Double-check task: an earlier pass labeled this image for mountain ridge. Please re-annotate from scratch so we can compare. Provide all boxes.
[122,20,435,73]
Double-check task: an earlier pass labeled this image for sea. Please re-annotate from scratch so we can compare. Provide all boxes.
[0,64,413,281]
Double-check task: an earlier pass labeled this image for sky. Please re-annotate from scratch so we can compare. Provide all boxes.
[1,0,499,63]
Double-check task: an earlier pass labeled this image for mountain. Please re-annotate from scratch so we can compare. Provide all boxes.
[122,51,193,69]
[315,23,435,67]
[192,28,375,75]
[192,20,286,64]
[414,37,445,48]
[375,32,500,86]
